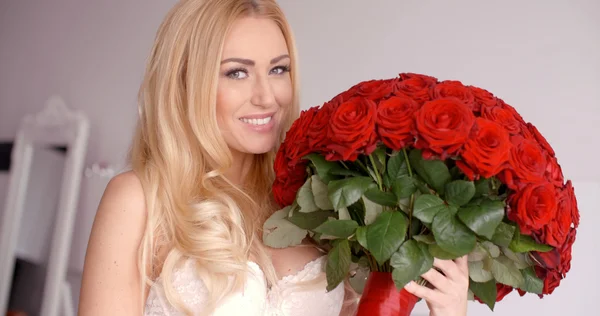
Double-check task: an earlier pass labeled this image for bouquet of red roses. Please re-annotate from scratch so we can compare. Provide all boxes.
[262,73,579,315]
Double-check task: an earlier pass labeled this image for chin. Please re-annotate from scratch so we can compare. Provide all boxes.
[241,139,277,155]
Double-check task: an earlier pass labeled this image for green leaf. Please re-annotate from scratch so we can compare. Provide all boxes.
[481,241,501,258]
[328,177,374,210]
[470,279,497,311]
[519,266,544,294]
[392,176,417,200]
[364,187,397,207]
[349,264,370,295]
[457,200,505,239]
[328,165,364,177]
[263,207,308,248]
[371,147,388,173]
[467,289,475,301]
[326,239,352,291]
[303,154,339,183]
[312,175,334,210]
[474,178,492,198]
[383,173,392,189]
[502,247,531,269]
[366,212,408,264]
[338,207,351,220]
[468,260,494,282]
[468,243,489,262]
[413,234,435,244]
[287,209,335,230]
[314,219,359,238]
[432,211,476,256]
[445,180,476,206]
[297,177,320,213]
[356,226,368,249]
[362,196,383,225]
[509,228,554,253]
[391,240,434,288]
[387,151,409,180]
[491,256,524,288]
[413,194,446,224]
[428,243,461,260]
[409,149,451,194]
[413,175,432,194]
[491,222,516,247]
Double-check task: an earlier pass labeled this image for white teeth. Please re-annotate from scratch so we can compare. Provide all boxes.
[240,116,272,126]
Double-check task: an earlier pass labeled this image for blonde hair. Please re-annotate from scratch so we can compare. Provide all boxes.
[128,0,300,314]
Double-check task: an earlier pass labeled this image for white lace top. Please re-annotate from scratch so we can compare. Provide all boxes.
[144,256,345,316]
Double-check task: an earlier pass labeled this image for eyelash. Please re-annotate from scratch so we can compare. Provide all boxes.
[225,65,291,79]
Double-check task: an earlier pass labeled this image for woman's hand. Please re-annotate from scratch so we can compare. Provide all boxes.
[403,255,469,316]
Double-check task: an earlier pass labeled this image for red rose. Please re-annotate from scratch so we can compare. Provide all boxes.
[542,181,578,247]
[456,118,511,180]
[558,228,576,274]
[430,80,476,111]
[564,181,579,228]
[307,103,335,153]
[283,107,318,164]
[354,79,396,101]
[475,283,513,304]
[273,161,307,207]
[395,73,437,104]
[326,97,378,161]
[545,156,565,188]
[469,86,498,112]
[508,182,558,235]
[533,248,560,270]
[496,284,514,302]
[542,204,571,248]
[481,105,525,136]
[501,136,547,189]
[537,267,562,295]
[527,123,555,157]
[414,98,476,158]
[274,144,289,180]
[375,96,419,150]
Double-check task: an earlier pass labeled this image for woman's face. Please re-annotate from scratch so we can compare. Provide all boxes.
[216,16,292,157]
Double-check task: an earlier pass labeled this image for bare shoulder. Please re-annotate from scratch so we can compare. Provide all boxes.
[78,171,148,315]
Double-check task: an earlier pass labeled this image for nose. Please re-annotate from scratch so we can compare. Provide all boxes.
[250,75,277,108]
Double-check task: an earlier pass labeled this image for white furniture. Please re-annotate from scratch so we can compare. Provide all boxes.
[0,96,89,316]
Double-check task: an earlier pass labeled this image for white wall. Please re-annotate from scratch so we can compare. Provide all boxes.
[0,0,598,314]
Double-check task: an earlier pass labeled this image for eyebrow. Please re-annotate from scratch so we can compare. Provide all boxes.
[220,54,290,66]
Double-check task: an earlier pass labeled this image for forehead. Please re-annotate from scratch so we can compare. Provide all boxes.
[222,17,289,60]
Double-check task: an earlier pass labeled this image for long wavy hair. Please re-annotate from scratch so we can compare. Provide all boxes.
[128,0,300,314]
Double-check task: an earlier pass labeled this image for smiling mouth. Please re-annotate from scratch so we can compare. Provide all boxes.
[239,116,273,126]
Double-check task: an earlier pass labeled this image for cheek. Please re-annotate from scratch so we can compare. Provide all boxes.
[273,78,293,109]
[216,81,245,122]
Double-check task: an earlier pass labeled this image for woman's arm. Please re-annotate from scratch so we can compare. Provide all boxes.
[78,171,148,316]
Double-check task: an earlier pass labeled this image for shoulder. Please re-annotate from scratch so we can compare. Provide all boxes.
[78,170,149,315]
[92,170,147,236]
[103,170,146,206]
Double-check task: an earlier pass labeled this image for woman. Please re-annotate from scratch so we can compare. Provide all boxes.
[78,0,469,315]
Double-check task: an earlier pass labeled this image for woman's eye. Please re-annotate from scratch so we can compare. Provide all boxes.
[270,65,290,75]
[226,69,248,79]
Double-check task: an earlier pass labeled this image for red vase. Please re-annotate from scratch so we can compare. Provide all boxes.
[356,272,419,316]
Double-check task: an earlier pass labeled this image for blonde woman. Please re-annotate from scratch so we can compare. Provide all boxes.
[78,0,469,315]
